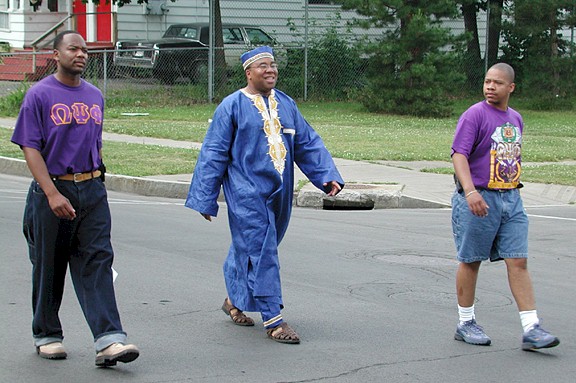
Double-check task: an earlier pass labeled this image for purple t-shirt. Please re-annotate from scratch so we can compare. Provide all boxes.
[451,100,523,189]
[11,75,104,176]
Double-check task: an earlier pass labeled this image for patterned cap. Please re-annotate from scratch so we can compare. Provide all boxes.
[241,46,275,70]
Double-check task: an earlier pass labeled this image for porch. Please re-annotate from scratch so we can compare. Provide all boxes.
[0,0,115,81]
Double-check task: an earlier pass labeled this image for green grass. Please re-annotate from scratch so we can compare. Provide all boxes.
[105,100,576,162]
[103,142,199,177]
[0,129,199,177]
[0,129,22,158]
[2,99,575,184]
[423,165,576,186]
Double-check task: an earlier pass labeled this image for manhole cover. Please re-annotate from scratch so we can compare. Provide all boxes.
[376,254,457,267]
[350,282,513,307]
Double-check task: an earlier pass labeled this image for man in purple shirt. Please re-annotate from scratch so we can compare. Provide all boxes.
[11,30,139,366]
[451,63,559,350]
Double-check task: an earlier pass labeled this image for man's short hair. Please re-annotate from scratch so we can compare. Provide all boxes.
[489,63,515,82]
[53,30,81,50]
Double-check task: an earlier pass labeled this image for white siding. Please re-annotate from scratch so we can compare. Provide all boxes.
[0,10,67,49]
[115,0,381,43]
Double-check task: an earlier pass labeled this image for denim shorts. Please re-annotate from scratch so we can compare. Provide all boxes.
[451,188,528,263]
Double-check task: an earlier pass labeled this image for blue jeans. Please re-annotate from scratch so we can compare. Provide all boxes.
[451,188,529,263]
[23,178,127,352]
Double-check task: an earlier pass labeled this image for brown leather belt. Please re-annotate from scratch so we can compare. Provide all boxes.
[52,170,101,182]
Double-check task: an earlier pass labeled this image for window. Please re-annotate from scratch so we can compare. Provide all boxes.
[308,0,337,5]
[183,28,198,39]
[165,27,198,39]
[245,28,274,45]
[164,27,180,37]
[223,28,244,44]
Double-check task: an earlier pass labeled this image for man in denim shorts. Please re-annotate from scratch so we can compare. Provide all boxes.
[451,62,559,350]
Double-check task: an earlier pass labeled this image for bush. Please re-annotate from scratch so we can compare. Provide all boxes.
[357,11,465,118]
[521,96,574,111]
[284,13,368,101]
[0,83,29,117]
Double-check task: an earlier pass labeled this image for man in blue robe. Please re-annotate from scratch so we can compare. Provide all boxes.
[185,46,344,344]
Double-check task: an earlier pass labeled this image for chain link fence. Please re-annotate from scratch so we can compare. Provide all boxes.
[1,2,575,106]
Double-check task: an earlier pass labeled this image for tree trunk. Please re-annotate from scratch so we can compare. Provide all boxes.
[461,1,483,88]
[487,0,503,66]
[549,8,560,96]
[212,0,227,91]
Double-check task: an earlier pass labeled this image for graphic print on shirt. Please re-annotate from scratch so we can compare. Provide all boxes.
[51,103,103,126]
[250,91,287,176]
[488,122,522,189]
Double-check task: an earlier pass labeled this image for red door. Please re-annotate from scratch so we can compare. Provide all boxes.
[72,0,112,42]
[96,2,112,41]
[73,0,86,38]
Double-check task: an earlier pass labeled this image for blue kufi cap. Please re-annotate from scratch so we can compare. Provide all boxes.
[241,46,274,70]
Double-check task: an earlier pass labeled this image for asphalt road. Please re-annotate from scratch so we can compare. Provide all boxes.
[1,173,574,383]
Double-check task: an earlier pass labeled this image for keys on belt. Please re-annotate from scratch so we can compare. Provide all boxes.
[51,170,102,182]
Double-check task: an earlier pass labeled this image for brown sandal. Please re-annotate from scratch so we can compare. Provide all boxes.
[221,298,254,326]
[266,322,300,344]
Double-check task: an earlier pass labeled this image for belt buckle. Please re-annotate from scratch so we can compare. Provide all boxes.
[73,173,83,182]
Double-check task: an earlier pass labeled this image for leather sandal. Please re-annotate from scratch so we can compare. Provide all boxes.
[266,322,300,344]
[221,298,254,326]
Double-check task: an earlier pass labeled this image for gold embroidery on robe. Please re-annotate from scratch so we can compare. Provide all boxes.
[245,90,287,175]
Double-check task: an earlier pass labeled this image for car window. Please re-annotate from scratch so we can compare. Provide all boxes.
[245,28,274,45]
[183,28,198,39]
[164,27,198,39]
[223,28,244,44]
[164,27,180,37]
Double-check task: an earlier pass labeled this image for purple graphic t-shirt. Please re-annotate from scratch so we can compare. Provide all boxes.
[11,75,104,176]
[451,100,523,190]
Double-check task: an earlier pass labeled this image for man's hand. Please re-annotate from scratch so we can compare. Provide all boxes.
[22,147,76,220]
[47,192,76,220]
[323,181,342,196]
[201,213,213,222]
[466,191,489,217]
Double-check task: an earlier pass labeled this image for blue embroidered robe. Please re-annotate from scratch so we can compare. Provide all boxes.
[185,89,344,312]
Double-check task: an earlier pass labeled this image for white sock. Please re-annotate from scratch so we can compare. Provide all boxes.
[519,310,539,332]
[458,305,475,324]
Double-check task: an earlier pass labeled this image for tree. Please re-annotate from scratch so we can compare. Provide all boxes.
[486,0,504,66]
[456,0,505,89]
[459,0,484,89]
[211,0,228,94]
[500,0,576,102]
[337,0,465,117]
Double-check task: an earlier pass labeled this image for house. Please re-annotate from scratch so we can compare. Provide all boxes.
[0,0,117,80]
[0,0,489,82]
[0,0,382,81]
[0,0,382,49]
[0,0,116,49]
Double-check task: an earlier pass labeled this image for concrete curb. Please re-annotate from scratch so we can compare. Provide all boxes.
[105,174,190,200]
[0,156,30,177]
[297,182,450,209]
[0,156,448,209]
[0,155,190,199]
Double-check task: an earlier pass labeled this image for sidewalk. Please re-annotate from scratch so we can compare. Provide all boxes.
[1,117,575,208]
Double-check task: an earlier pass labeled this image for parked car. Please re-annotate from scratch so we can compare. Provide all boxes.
[113,23,285,84]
